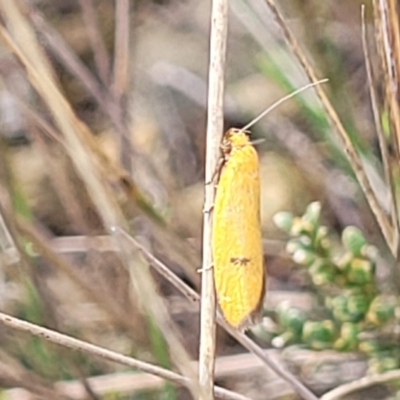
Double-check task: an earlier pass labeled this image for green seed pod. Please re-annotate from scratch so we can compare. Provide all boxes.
[315,226,331,251]
[298,235,312,247]
[312,270,335,286]
[291,217,311,236]
[286,237,312,256]
[293,248,316,266]
[366,295,395,326]
[273,211,294,233]
[302,201,321,228]
[276,303,305,337]
[380,357,399,372]
[359,340,379,354]
[309,259,336,285]
[25,241,39,257]
[286,239,301,255]
[328,292,369,323]
[272,331,295,348]
[336,252,353,272]
[368,356,399,374]
[285,309,306,337]
[333,322,359,351]
[286,239,298,255]
[342,226,367,257]
[276,302,291,327]
[346,258,374,285]
[302,320,336,350]
[346,292,370,320]
[329,295,352,322]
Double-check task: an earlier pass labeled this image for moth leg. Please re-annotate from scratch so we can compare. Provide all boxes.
[205,156,225,185]
[203,203,214,214]
[197,263,214,273]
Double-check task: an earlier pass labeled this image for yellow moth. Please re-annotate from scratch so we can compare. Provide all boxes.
[212,128,264,329]
[211,79,328,329]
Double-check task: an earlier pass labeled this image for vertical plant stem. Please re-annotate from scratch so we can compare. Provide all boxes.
[199,0,229,398]
[0,1,122,231]
[362,6,399,251]
[265,0,396,257]
[118,228,319,400]
[78,0,111,86]
[112,0,132,171]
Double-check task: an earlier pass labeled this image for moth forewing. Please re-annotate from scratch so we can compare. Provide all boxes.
[210,80,329,328]
[212,128,266,329]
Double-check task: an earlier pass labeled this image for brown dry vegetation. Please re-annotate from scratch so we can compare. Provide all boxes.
[0,1,399,400]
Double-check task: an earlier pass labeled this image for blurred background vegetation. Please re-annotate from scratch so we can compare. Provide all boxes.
[0,0,399,399]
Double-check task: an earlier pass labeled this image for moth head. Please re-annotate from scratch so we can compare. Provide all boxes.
[221,128,251,156]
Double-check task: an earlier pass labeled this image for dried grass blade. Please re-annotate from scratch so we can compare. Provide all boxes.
[265,0,395,256]
[362,5,399,254]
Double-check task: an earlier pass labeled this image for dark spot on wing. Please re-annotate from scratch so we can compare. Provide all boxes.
[230,257,251,266]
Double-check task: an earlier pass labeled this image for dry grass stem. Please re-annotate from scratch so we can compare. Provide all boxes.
[377,0,400,158]
[265,0,397,256]
[78,0,110,86]
[112,0,130,100]
[320,369,400,400]
[2,350,308,400]
[362,6,399,246]
[28,9,108,114]
[0,207,19,267]
[0,311,188,384]
[18,5,167,227]
[0,356,70,400]
[27,6,141,172]
[0,2,379,400]
[0,2,123,230]
[16,220,136,332]
[0,312,252,400]
[112,0,132,170]
[114,229,202,399]
[18,218,200,398]
[199,0,230,398]
[373,0,400,255]
[117,228,319,400]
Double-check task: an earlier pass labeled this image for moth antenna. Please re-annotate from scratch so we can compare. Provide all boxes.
[250,138,266,146]
[240,78,328,133]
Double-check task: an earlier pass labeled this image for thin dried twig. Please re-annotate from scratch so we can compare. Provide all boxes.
[376,0,400,158]
[0,206,18,267]
[17,220,200,398]
[0,312,251,400]
[0,313,252,400]
[2,350,304,400]
[0,312,185,382]
[362,5,399,247]
[320,369,400,400]
[265,0,397,256]
[112,0,130,100]
[30,131,89,233]
[112,0,132,170]
[23,234,287,259]
[113,230,202,399]
[16,220,137,333]
[78,0,110,86]
[200,0,230,397]
[28,9,108,111]
[20,4,168,227]
[116,228,319,400]
[26,6,138,164]
[0,2,123,230]
[0,357,70,400]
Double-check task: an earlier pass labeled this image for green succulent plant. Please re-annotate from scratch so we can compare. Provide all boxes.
[271,201,400,373]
